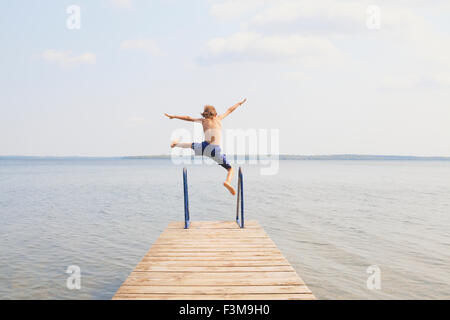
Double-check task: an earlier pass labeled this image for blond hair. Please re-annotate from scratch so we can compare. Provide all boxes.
[201,105,217,119]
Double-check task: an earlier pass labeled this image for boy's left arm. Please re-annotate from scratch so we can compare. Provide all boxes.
[219,98,247,120]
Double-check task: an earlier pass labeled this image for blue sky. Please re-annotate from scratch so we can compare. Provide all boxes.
[1,0,449,156]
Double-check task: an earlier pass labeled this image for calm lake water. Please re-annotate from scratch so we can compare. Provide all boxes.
[0,159,449,299]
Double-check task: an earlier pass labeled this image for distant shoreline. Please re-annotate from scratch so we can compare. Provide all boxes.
[1,154,450,161]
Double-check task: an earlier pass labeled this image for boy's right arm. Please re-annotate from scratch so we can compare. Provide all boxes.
[165,113,201,122]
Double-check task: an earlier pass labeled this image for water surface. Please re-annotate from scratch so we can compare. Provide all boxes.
[1,159,449,299]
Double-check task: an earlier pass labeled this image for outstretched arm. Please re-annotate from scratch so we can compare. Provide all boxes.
[165,113,200,122]
[219,98,247,120]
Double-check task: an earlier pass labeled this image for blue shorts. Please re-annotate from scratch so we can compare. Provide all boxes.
[191,141,232,170]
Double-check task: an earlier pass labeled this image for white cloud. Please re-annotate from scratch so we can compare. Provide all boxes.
[381,7,450,70]
[210,0,366,33]
[120,38,162,56]
[248,0,366,33]
[210,0,447,37]
[207,0,450,90]
[380,74,421,90]
[41,49,96,67]
[110,0,132,9]
[199,31,343,66]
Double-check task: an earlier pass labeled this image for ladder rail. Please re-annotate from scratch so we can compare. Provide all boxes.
[183,166,244,229]
[183,167,190,229]
[236,167,244,228]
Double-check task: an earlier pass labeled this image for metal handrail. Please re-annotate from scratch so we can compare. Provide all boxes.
[236,167,244,228]
[183,166,243,229]
[183,167,190,229]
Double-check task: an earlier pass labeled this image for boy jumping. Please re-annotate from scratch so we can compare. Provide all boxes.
[165,98,247,196]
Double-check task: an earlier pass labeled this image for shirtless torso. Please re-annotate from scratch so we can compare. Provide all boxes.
[198,117,222,145]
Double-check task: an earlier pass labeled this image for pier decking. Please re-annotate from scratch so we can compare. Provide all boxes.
[113,220,315,300]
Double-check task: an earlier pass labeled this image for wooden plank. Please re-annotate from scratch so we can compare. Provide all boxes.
[164,228,267,235]
[159,234,269,239]
[167,220,260,229]
[157,240,271,243]
[142,256,284,261]
[116,285,311,294]
[121,277,304,287]
[133,265,295,272]
[140,257,289,263]
[151,243,277,248]
[126,271,302,280]
[157,236,269,240]
[113,293,316,300]
[136,260,290,267]
[149,248,280,253]
[146,252,285,257]
[153,240,276,246]
[154,238,274,243]
[161,232,269,237]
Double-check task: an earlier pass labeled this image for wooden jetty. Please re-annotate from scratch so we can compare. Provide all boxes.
[113,220,315,300]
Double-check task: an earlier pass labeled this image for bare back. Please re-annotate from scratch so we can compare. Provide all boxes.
[200,117,222,145]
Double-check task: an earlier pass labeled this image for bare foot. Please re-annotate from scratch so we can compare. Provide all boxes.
[223,182,236,195]
[170,139,179,148]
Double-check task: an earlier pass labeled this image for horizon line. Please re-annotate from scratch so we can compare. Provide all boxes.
[1,154,450,160]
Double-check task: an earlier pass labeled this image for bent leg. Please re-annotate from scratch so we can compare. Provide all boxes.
[205,145,235,195]
[223,167,235,195]
[220,154,235,195]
